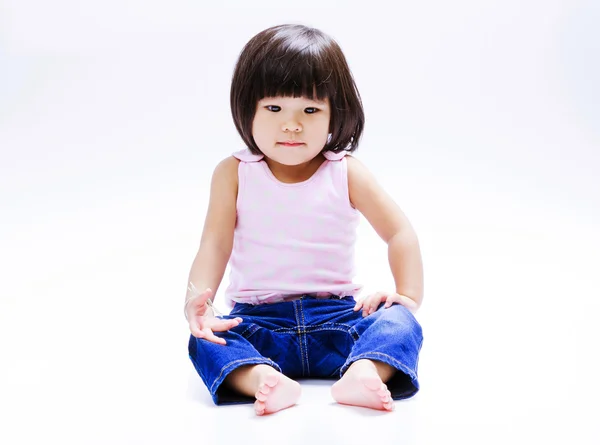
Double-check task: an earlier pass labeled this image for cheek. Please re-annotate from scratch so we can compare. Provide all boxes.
[319,115,331,134]
[251,119,268,142]
[317,120,331,140]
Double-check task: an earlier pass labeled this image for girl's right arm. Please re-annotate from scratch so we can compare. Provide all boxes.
[185,156,239,316]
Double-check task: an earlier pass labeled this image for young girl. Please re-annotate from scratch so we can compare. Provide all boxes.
[185,24,424,416]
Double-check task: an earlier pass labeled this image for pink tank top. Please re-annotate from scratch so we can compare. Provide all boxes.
[223,148,363,307]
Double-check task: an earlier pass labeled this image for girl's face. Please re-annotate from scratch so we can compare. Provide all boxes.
[252,96,331,166]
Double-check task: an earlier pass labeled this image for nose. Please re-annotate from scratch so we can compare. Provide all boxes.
[282,119,302,133]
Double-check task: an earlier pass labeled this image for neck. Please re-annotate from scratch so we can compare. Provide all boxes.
[264,154,326,184]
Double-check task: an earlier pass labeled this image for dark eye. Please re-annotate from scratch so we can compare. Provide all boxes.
[266,105,281,112]
[305,107,318,114]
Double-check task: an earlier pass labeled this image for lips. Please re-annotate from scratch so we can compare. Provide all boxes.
[278,141,305,146]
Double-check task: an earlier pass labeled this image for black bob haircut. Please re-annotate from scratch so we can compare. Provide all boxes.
[230,24,365,155]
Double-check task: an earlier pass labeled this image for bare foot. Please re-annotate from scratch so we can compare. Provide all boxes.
[331,360,394,411]
[254,371,301,416]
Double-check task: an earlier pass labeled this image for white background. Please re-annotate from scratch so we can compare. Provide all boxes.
[1,0,599,444]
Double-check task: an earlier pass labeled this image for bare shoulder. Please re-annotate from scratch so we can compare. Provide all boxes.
[346,153,367,172]
[345,154,377,195]
[346,154,410,243]
[200,156,240,249]
[212,155,240,182]
[208,156,240,194]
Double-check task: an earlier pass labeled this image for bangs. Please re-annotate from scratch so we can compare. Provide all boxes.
[255,48,335,102]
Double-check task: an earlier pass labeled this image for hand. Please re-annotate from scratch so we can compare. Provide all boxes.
[353,291,418,317]
[185,287,242,345]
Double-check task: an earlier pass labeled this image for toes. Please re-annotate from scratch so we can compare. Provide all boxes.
[379,386,393,409]
[258,384,271,395]
[264,373,279,388]
[376,381,390,397]
[255,374,279,403]
[254,400,266,415]
[255,373,283,407]
[256,380,273,401]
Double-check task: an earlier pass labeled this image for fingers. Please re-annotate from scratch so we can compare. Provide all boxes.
[384,293,407,309]
[201,328,227,345]
[194,287,214,306]
[362,299,374,317]
[354,298,373,316]
[189,322,227,345]
[188,282,213,300]
[356,292,404,317]
[354,293,379,315]
[190,316,244,345]
[353,295,373,317]
[188,318,205,339]
[185,288,214,320]
[382,293,419,312]
[191,328,226,345]
[351,291,409,314]
[209,317,243,332]
[365,292,384,317]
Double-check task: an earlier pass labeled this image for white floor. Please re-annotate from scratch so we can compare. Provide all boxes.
[2,2,600,443]
[1,202,599,444]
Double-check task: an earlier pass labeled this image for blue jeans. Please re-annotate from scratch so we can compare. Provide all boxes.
[188,295,424,405]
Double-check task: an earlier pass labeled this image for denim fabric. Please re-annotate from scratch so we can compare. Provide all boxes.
[188,295,423,405]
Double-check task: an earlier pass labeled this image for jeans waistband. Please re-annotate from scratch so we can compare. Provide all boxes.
[282,293,345,302]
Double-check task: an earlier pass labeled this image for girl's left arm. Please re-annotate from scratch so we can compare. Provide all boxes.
[346,156,424,310]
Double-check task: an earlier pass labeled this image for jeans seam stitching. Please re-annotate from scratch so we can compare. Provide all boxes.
[299,299,310,376]
[304,323,354,331]
[292,301,306,376]
[240,324,261,338]
[343,352,418,380]
[272,324,353,334]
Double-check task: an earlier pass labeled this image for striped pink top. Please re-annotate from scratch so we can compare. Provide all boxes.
[223,148,363,308]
